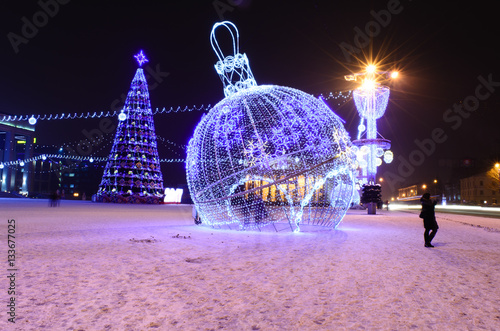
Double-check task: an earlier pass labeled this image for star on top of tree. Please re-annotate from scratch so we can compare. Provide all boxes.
[134,50,149,67]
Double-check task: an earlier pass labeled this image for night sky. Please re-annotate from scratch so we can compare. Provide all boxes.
[1,0,499,198]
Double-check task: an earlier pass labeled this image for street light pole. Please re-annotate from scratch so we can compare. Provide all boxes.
[345,65,398,187]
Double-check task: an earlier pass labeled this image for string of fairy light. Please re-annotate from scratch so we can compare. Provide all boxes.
[0,91,351,172]
[0,155,185,170]
[1,131,187,170]
[0,91,352,124]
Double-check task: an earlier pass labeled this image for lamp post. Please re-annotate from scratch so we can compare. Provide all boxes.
[345,65,398,186]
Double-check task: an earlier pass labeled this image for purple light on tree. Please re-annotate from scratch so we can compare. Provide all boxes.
[134,50,149,67]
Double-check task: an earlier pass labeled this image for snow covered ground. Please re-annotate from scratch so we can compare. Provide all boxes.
[1,198,499,330]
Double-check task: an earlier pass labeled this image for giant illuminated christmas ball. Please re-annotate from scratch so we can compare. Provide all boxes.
[187,85,357,231]
[186,22,356,231]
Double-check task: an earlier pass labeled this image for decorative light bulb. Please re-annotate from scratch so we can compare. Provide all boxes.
[383,150,394,163]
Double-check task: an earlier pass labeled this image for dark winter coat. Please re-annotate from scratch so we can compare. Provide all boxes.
[420,197,439,230]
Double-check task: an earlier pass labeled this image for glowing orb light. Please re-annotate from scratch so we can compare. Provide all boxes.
[383,150,394,163]
[186,21,356,232]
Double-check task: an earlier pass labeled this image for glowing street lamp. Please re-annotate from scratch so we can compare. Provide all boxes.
[346,64,398,185]
[366,64,377,74]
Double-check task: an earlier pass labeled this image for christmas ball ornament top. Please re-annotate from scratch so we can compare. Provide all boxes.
[186,22,356,231]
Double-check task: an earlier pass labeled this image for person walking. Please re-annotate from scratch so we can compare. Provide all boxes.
[420,192,439,247]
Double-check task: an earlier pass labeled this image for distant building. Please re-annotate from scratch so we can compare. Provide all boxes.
[460,173,498,205]
[0,114,35,195]
[398,185,419,200]
[437,157,479,204]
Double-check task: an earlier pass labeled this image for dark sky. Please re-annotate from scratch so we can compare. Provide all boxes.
[1,0,499,197]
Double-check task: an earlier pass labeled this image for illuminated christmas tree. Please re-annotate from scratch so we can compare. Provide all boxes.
[96,51,164,204]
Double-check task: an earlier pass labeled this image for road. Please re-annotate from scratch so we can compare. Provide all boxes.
[390,203,500,219]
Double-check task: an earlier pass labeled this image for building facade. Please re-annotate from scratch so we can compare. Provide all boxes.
[398,185,419,200]
[0,116,35,195]
[460,173,498,205]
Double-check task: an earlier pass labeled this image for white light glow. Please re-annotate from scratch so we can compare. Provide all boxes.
[366,65,377,74]
[361,79,376,91]
[210,21,257,97]
[390,203,500,213]
[383,150,393,163]
[164,188,183,203]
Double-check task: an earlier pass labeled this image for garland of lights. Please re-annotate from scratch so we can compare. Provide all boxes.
[19,159,104,174]
[0,156,184,170]
[0,92,351,124]
[186,21,356,232]
[3,132,186,170]
[34,134,185,156]
[34,133,114,151]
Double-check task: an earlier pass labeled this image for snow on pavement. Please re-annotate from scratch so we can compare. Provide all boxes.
[1,198,499,330]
